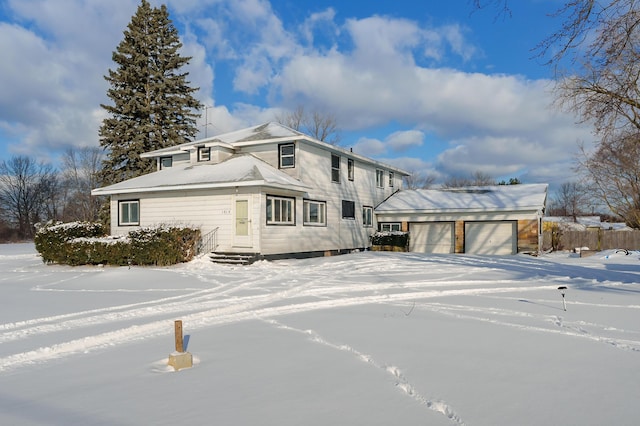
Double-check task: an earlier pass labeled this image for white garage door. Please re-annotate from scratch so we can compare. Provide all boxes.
[465,221,516,255]
[409,222,454,253]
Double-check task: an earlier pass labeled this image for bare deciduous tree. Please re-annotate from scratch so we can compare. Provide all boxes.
[275,105,341,145]
[578,134,640,228]
[0,156,57,239]
[62,147,104,222]
[404,171,437,189]
[547,181,588,219]
[442,171,496,188]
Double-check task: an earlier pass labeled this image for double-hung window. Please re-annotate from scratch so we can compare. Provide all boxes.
[198,147,210,162]
[348,158,354,181]
[376,169,384,188]
[331,154,341,183]
[303,200,326,226]
[362,206,373,227]
[279,143,295,168]
[266,195,295,225]
[119,200,140,226]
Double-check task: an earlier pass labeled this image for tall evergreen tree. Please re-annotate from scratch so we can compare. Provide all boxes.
[99,0,201,186]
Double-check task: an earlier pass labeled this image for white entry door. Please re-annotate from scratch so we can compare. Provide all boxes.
[233,198,252,247]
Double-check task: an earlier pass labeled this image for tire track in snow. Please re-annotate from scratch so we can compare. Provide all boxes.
[414,302,640,352]
[0,284,553,373]
[263,319,466,425]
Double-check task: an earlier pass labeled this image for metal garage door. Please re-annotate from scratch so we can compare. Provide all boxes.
[464,221,516,255]
[409,222,454,253]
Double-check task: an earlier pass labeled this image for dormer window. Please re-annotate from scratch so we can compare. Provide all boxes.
[160,157,172,169]
[198,147,210,162]
[279,143,295,168]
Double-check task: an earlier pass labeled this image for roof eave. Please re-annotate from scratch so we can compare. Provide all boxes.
[91,180,310,196]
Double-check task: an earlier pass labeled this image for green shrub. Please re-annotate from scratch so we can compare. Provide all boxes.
[34,222,200,266]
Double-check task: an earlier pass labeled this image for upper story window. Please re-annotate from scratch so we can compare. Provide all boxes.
[198,147,210,162]
[342,200,355,219]
[348,158,354,181]
[118,200,140,226]
[303,200,326,226]
[266,195,295,225]
[376,169,384,188]
[389,171,394,187]
[160,157,172,169]
[331,154,341,183]
[362,206,373,227]
[279,143,295,168]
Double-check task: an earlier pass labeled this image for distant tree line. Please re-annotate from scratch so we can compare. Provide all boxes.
[0,148,104,241]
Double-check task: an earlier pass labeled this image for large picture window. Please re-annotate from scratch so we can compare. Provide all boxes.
[342,200,355,219]
[279,143,295,168]
[362,206,373,227]
[303,200,326,226]
[266,195,295,225]
[331,154,341,183]
[119,200,139,226]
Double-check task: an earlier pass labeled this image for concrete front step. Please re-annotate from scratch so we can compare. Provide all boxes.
[209,252,261,265]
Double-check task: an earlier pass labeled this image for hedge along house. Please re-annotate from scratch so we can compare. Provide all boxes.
[375,184,548,255]
[92,122,410,260]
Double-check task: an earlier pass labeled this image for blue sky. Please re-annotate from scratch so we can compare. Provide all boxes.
[0,0,592,188]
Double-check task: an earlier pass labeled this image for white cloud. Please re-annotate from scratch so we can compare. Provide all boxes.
[352,137,387,156]
[386,130,424,151]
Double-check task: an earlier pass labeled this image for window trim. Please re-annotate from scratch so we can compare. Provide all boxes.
[279,143,295,169]
[362,206,373,228]
[266,195,295,226]
[347,158,354,181]
[341,200,355,220]
[331,154,341,183]
[198,147,211,162]
[303,199,327,226]
[118,200,140,226]
[376,169,384,188]
[380,222,401,232]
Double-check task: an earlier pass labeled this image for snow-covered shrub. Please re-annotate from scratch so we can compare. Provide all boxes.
[35,221,108,263]
[370,231,409,251]
[34,222,200,266]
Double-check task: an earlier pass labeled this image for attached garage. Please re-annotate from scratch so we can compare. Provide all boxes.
[375,184,548,255]
[409,222,454,253]
[464,221,516,255]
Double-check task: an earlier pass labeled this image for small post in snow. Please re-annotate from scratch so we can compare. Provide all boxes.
[557,286,567,311]
[168,319,193,371]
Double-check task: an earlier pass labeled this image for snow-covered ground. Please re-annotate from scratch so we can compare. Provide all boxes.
[1,243,639,426]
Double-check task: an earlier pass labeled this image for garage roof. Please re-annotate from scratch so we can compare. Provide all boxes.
[376,184,548,213]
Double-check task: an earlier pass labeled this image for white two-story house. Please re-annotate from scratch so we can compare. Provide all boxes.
[92,122,410,260]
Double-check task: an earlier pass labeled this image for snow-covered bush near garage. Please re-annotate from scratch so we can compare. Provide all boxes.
[370,231,409,251]
[34,221,200,266]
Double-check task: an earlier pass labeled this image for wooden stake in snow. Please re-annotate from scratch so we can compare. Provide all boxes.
[174,320,184,353]
[558,286,567,311]
[168,319,193,371]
